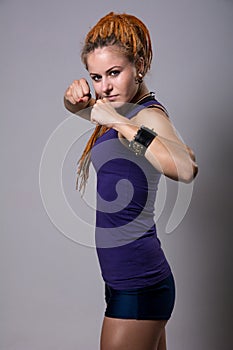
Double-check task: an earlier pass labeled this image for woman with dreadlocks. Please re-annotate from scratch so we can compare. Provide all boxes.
[64,12,198,350]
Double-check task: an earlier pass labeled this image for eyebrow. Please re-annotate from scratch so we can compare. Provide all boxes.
[89,65,122,75]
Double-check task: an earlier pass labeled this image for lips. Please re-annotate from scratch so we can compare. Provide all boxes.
[104,95,118,101]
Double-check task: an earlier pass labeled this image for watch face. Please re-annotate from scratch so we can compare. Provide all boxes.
[129,140,145,156]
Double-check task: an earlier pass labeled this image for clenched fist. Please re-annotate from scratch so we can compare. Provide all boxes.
[91,98,126,129]
[65,78,91,105]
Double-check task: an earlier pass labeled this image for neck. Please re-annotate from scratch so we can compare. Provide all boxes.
[131,83,149,104]
[115,84,151,115]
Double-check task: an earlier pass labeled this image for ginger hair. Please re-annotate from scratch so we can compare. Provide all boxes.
[76,12,153,193]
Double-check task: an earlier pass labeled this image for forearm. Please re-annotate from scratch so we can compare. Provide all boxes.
[64,96,96,115]
[114,121,198,183]
[146,136,198,182]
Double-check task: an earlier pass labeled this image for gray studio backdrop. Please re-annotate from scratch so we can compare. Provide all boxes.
[1,0,233,349]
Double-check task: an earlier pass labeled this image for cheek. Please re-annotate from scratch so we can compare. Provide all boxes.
[127,70,137,86]
[125,75,138,94]
[92,82,101,95]
[120,73,135,89]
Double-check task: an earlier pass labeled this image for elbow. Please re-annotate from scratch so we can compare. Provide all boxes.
[182,163,198,183]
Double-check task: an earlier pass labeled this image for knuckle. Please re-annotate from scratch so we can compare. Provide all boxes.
[80,78,86,84]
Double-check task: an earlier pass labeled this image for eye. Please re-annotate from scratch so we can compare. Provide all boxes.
[91,75,101,82]
[109,70,120,77]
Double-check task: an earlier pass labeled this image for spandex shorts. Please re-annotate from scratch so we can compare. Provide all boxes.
[104,274,175,320]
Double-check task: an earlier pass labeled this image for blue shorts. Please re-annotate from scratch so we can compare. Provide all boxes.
[105,274,175,320]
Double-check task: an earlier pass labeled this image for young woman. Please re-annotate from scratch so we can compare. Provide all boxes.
[64,12,198,350]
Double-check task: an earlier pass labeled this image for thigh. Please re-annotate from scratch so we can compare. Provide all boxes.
[157,328,167,350]
[100,316,167,350]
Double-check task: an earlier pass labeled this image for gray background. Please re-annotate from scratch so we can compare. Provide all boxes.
[1,0,233,349]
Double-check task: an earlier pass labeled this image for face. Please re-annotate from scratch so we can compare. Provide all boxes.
[86,46,140,107]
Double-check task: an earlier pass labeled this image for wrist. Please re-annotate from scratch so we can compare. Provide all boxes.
[64,96,95,113]
[129,125,158,156]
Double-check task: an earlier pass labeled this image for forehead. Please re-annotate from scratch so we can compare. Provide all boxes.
[86,46,131,72]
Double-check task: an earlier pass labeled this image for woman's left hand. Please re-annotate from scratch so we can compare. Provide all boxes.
[90,98,125,128]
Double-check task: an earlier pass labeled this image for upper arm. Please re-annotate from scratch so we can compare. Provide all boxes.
[132,107,184,146]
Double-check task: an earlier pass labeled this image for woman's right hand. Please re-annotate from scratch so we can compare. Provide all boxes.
[64,78,91,105]
[64,79,95,117]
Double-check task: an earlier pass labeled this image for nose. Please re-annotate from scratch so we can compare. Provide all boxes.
[101,76,113,95]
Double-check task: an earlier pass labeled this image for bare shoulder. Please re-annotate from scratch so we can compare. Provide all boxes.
[132,107,182,144]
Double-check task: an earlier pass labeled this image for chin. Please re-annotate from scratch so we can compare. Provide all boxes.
[110,100,125,109]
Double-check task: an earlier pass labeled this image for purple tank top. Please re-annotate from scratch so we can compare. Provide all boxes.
[91,93,171,289]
